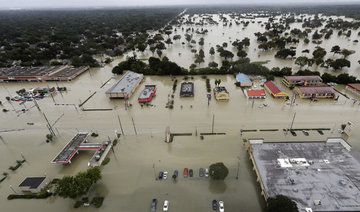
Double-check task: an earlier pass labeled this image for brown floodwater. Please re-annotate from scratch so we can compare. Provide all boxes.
[0,12,360,212]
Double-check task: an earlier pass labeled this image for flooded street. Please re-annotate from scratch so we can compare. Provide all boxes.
[1,13,360,212]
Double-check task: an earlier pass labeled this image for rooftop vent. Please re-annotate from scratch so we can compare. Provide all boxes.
[314,200,321,206]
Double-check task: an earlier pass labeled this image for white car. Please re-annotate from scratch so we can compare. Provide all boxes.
[219,201,224,212]
[205,168,209,177]
[163,200,169,211]
[163,171,168,180]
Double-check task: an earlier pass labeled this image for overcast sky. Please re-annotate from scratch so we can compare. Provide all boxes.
[1,0,360,9]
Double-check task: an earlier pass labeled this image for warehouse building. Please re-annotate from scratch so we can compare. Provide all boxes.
[106,71,143,99]
[282,75,323,88]
[248,138,360,212]
[264,80,288,99]
[294,86,337,99]
[236,73,253,87]
[346,83,360,97]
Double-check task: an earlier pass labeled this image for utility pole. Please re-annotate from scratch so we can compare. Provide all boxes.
[211,114,215,133]
[153,163,157,181]
[43,113,55,136]
[117,114,124,135]
[131,116,137,135]
[289,112,297,130]
[236,156,240,180]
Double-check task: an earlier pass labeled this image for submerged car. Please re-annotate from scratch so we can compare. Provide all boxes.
[205,168,209,177]
[212,200,218,210]
[163,171,168,180]
[158,171,163,180]
[183,168,188,177]
[150,199,157,212]
[163,200,169,211]
[199,168,204,177]
[189,169,193,177]
[219,201,224,212]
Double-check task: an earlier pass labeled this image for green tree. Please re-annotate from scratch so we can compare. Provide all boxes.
[265,195,298,212]
[219,50,234,60]
[208,61,218,68]
[330,45,341,55]
[209,162,229,180]
[209,47,215,56]
[295,56,309,69]
[237,50,247,58]
[340,49,355,59]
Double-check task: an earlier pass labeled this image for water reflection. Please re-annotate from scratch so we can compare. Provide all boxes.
[208,179,227,193]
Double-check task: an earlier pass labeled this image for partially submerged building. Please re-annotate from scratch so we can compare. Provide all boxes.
[282,75,323,88]
[180,82,194,97]
[19,177,47,193]
[0,66,89,82]
[294,86,337,99]
[236,73,253,87]
[213,86,229,101]
[248,138,360,212]
[245,89,266,99]
[264,80,288,99]
[346,83,360,97]
[106,71,143,98]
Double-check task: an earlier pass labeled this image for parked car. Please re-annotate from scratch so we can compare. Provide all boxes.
[163,200,169,211]
[189,169,193,177]
[158,171,163,180]
[163,171,168,180]
[290,130,297,136]
[151,199,157,212]
[199,168,204,177]
[212,200,218,210]
[173,170,178,179]
[183,168,188,177]
[219,201,224,212]
[205,168,209,177]
[302,130,309,136]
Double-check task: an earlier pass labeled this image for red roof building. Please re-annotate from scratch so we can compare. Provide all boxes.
[264,80,289,99]
[245,89,266,99]
[346,84,360,97]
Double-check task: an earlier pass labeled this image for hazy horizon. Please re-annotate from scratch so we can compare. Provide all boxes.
[1,0,360,10]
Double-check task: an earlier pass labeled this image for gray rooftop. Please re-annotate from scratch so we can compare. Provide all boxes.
[250,140,360,212]
[106,71,143,94]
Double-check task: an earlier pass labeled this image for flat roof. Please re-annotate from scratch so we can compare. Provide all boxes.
[180,82,194,93]
[246,89,265,97]
[250,141,360,211]
[347,84,360,92]
[106,71,143,94]
[19,177,46,189]
[264,80,286,95]
[52,132,90,164]
[297,86,336,95]
[236,73,251,83]
[285,75,322,81]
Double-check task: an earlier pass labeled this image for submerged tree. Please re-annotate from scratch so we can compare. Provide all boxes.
[209,162,229,180]
[265,195,299,212]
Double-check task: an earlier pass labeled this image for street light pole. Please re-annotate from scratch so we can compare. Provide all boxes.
[236,156,240,180]
[153,163,157,181]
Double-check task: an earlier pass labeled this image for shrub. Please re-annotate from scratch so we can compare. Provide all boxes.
[91,196,104,208]
[101,157,110,166]
[91,132,99,137]
[74,201,82,208]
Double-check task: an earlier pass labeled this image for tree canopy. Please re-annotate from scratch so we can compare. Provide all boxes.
[209,162,229,180]
[265,195,299,212]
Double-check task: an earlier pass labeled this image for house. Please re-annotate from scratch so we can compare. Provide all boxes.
[19,177,47,193]
[282,75,323,88]
[264,81,289,99]
[294,86,337,99]
[245,89,266,99]
[236,73,253,87]
[346,83,360,97]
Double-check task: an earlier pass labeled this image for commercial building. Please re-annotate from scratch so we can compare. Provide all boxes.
[294,86,337,99]
[105,71,143,98]
[282,75,323,88]
[236,73,253,87]
[264,80,289,99]
[346,83,360,97]
[245,89,266,99]
[180,82,194,97]
[19,176,47,193]
[213,86,229,101]
[0,66,89,82]
[248,138,360,212]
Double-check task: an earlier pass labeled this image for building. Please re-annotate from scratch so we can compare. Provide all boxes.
[213,86,229,101]
[180,82,194,97]
[264,80,289,99]
[248,138,360,212]
[245,89,266,99]
[19,177,47,193]
[138,85,157,103]
[282,75,323,88]
[0,65,89,82]
[51,132,112,166]
[346,83,360,97]
[294,86,337,99]
[236,73,253,87]
[105,71,143,98]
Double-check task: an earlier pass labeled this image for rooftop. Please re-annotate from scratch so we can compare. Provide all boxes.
[285,75,323,82]
[297,86,336,95]
[246,89,266,97]
[106,71,143,94]
[264,80,286,94]
[19,177,46,189]
[347,84,360,92]
[236,73,251,83]
[249,139,360,211]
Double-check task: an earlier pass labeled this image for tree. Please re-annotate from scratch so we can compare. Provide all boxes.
[219,50,234,60]
[209,162,229,180]
[275,48,296,59]
[329,58,351,70]
[173,35,181,41]
[312,47,327,60]
[165,38,173,45]
[265,195,298,212]
[185,33,192,42]
[199,37,204,46]
[242,37,250,47]
[321,73,337,83]
[295,56,309,69]
[208,61,218,68]
[156,49,162,58]
[312,30,322,39]
[209,47,215,56]
[237,50,247,58]
[340,49,355,59]
[331,45,341,55]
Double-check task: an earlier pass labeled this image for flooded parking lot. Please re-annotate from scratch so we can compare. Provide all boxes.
[1,13,360,212]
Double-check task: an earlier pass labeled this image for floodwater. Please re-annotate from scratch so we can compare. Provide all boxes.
[0,13,360,212]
